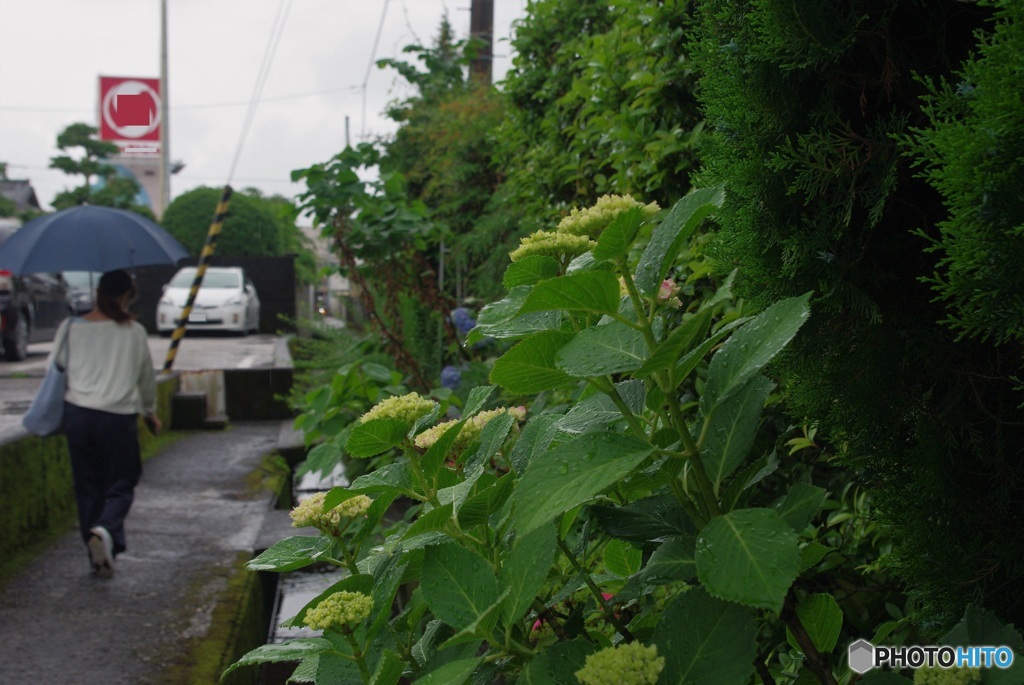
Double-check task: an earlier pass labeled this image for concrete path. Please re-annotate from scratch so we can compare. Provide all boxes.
[0,422,282,685]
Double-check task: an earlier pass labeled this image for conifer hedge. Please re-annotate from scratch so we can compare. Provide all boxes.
[690,0,1024,628]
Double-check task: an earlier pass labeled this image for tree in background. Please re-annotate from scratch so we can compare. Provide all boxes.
[161,185,295,258]
[0,162,16,217]
[690,0,1022,628]
[482,0,703,299]
[48,122,151,216]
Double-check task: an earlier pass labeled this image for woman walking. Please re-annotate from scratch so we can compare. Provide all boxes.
[52,269,161,578]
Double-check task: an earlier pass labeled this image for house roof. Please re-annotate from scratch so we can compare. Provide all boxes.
[0,179,42,212]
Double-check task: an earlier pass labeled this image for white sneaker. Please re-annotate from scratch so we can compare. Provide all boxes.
[88,526,114,578]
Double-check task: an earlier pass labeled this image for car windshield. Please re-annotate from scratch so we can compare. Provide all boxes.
[168,269,240,289]
[63,271,102,288]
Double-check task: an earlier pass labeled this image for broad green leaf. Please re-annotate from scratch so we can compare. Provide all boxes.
[786,593,842,654]
[701,293,812,415]
[566,251,599,274]
[720,451,779,511]
[515,640,597,685]
[246,535,333,572]
[420,419,467,480]
[370,650,405,685]
[593,206,644,261]
[695,508,800,613]
[700,374,775,493]
[222,639,334,677]
[410,403,442,440]
[518,271,620,316]
[555,321,649,377]
[403,503,455,541]
[362,362,394,383]
[674,316,751,384]
[463,385,497,417]
[413,658,482,685]
[442,589,510,648]
[490,331,577,394]
[800,542,834,572]
[641,535,697,584]
[501,524,557,624]
[635,306,713,378]
[503,255,560,289]
[942,606,1024,685]
[653,587,757,685]
[421,542,499,631]
[368,556,408,639]
[558,380,645,436]
[603,539,642,578]
[511,433,655,535]
[347,462,416,496]
[510,414,562,474]
[459,472,515,529]
[773,483,828,532]
[345,418,409,458]
[464,411,517,471]
[437,466,484,514]
[467,311,563,344]
[467,286,560,344]
[635,186,725,297]
[591,493,696,543]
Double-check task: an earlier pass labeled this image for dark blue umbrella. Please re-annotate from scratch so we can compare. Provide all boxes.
[0,205,189,275]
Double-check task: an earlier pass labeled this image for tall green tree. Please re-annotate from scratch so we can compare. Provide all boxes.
[48,122,149,215]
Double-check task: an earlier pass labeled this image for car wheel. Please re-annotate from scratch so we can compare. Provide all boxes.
[3,314,29,361]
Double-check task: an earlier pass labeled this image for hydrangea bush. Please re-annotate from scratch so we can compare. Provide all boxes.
[227,191,1022,684]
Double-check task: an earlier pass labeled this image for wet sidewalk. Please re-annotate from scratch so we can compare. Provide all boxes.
[0,422,284,685]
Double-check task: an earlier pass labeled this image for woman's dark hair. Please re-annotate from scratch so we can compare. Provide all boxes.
[96,270,137,324]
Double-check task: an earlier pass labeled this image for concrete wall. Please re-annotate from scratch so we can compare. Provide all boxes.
[133,255,297,335]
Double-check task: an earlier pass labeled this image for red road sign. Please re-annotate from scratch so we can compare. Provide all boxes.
[99,76,161,147]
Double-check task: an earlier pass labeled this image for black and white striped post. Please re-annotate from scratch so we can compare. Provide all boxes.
[161,185,233,373]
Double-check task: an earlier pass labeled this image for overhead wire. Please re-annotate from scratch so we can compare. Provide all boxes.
[227,0,294,184]
[361,0,392,140]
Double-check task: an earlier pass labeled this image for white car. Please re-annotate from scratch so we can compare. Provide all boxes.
[157,266,260,336]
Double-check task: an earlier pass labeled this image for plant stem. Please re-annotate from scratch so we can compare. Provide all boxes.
[781,594,838,685]
[340,628,371,682]
[589,378,648,440]
[555,537,636,642]
[618,259,658,350]
[755,652,777,685]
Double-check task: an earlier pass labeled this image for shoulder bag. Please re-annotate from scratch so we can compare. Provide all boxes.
[22,319,74,437]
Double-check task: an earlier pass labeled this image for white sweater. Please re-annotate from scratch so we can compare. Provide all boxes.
[50,318,157,416]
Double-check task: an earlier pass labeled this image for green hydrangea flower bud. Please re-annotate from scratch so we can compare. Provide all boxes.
[290,491,372,531]
[413,407,527,450]
[575,642,665,685]
[509,230,595,264]
[303,591,373,632]
[358,392,436,425]
[556,194,660,239]
[913,666,982,685]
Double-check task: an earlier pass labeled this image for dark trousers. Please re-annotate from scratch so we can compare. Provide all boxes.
[64,403,142,556]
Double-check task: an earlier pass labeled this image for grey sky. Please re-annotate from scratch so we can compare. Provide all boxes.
[0,0,525,212]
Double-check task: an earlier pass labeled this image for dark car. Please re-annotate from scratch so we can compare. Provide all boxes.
[0,225,72,361]
[63,271,102,315]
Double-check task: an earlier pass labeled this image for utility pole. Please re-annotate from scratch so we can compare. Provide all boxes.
[159,0,170,217]
[469,0,494,84]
